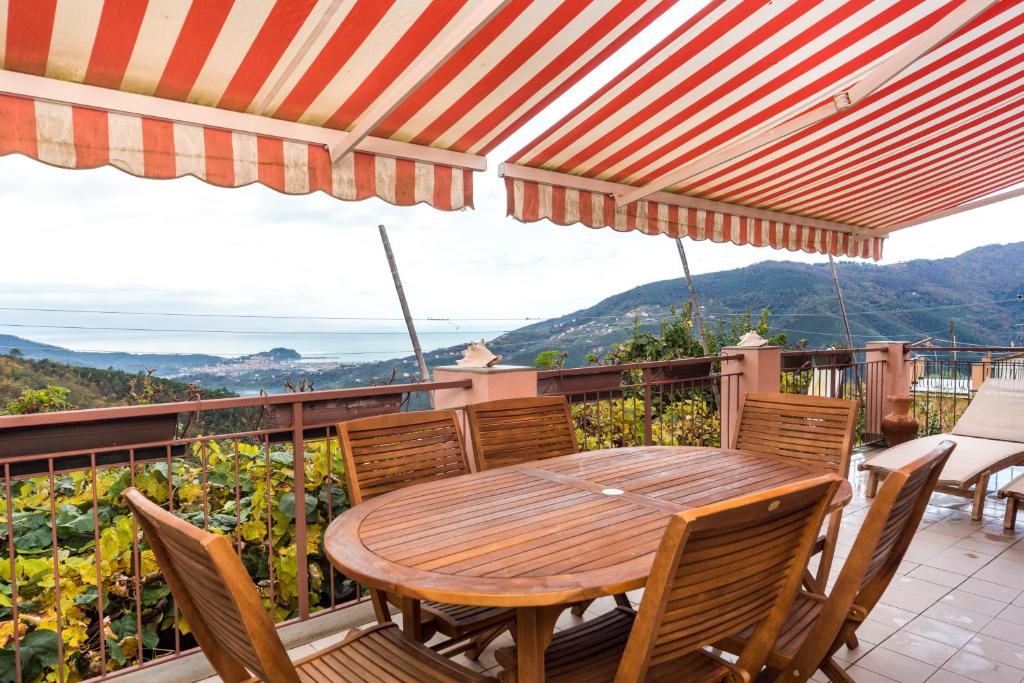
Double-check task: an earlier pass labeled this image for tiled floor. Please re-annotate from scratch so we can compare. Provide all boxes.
[205,450,1024,683]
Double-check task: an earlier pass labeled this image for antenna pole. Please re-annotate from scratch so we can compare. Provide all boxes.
[379,225,433,407]
[829,254,864,400]
[675,239,712,356]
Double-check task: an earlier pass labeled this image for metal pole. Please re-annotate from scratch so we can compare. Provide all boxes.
[829,254,864,400]
[675,239,712,356]
[675,239,720,407]
[378,225,433,407]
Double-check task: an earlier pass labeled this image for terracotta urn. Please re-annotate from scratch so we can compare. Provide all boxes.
[881,395,919,447]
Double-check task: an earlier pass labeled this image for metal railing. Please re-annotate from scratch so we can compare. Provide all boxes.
[537,356,741,450]
[779,349,887,446]
[0,380,469,682]
[909,347,1024,435]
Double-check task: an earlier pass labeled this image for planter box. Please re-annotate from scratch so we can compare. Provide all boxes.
[263,394,405,441]
[0,414,179,477]
[648,361,715,383]
[537,370,624,399]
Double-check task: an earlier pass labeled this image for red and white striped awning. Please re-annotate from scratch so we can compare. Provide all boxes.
[0,0,673,211]
[502,0,1024,260]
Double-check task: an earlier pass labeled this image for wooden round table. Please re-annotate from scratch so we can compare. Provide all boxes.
[325,446,852,682]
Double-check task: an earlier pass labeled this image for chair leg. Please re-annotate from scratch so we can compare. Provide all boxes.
[370,589,391,623]
[1005,498,1019,530]
[570,599,592,617]
[821,657,854,683]
[844,632,859,650]
[972,473,990,521]
[815,512,842,588]
[465,622,512,661]
[614,592,632,608]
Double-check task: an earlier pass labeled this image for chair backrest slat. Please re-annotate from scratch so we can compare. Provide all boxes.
[734,393,858,476]
[338,410,469,504]
[616,474,842,681]
[780,441,956,682]
[122,488,299,683]
[466,396,577,471]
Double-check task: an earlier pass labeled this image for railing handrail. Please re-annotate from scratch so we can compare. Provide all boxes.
[536,354,741,379]
[0,379,472,429]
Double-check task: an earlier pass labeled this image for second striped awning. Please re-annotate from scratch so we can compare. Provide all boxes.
[503,1,1024,260]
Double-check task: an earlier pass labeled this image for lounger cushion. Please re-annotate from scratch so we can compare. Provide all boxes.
[862,434,1024,488]
[951,378,1024,443]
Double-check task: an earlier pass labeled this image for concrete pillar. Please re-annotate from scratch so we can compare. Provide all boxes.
[433,365,538,470]
[720,346,782,449]
[865,341,912,436]
[971,353,992,391]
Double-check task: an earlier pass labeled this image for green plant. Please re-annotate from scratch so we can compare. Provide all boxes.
[0,438,351,682]
[3,386,73,415]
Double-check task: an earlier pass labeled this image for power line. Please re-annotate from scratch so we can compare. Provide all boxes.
[0,343,416,357]
[0,323,511,336]
[0,305,544,323]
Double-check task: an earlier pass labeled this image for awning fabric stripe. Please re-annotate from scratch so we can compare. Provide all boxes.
[1,94,472,209]
[505,177,883,260]
[504,0,1024,260]
[0,0,674,209]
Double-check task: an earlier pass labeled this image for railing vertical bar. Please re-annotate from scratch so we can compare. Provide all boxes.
[166,445,181,655]
[291,401,310,620]
[234,438,242,556]
[5,463,22,683]
[90,453,107,675]
[642,369,653,446]
[264,433,276,610]
[327,428,337,608]
[200,440,210,531]
[47,459,66,683]
[129,448,144,665]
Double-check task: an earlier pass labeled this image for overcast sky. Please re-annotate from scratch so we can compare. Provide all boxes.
[1,2,1021,359]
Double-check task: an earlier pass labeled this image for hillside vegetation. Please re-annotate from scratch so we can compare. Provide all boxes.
[0,353,235,414]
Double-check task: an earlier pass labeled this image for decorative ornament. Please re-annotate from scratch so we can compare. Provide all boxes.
[737,330,769,347]
[456,339,502,367]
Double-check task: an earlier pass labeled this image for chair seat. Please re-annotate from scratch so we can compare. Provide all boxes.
[495,607,733,683]
[289,623,495,683]
[424,601,515,637]
[718,592,827,670]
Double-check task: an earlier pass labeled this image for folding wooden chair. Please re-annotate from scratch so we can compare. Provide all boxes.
[495,473,842,682]
[338,410,514,658]
[122,487,493,683]
[733,392,858,588]
[466,396,578,471]
[718,440,955,683]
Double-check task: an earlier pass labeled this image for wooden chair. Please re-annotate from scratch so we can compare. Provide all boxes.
[122,487,494,683]
[466,396,628,617]
[466,396,578,471]
[733,392,858,588]
[495,473,842,682]
[338,410,514,658]
[717,440,956,683]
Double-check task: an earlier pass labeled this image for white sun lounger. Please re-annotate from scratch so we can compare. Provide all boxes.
[860,378,1024,520]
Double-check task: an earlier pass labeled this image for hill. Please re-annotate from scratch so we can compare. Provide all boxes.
[0,353,236,413]
[0,335,304,376]
[181,242,1024,392]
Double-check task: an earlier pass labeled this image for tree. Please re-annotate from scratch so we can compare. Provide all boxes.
[588,304,790,366]
[534,350,567,370]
